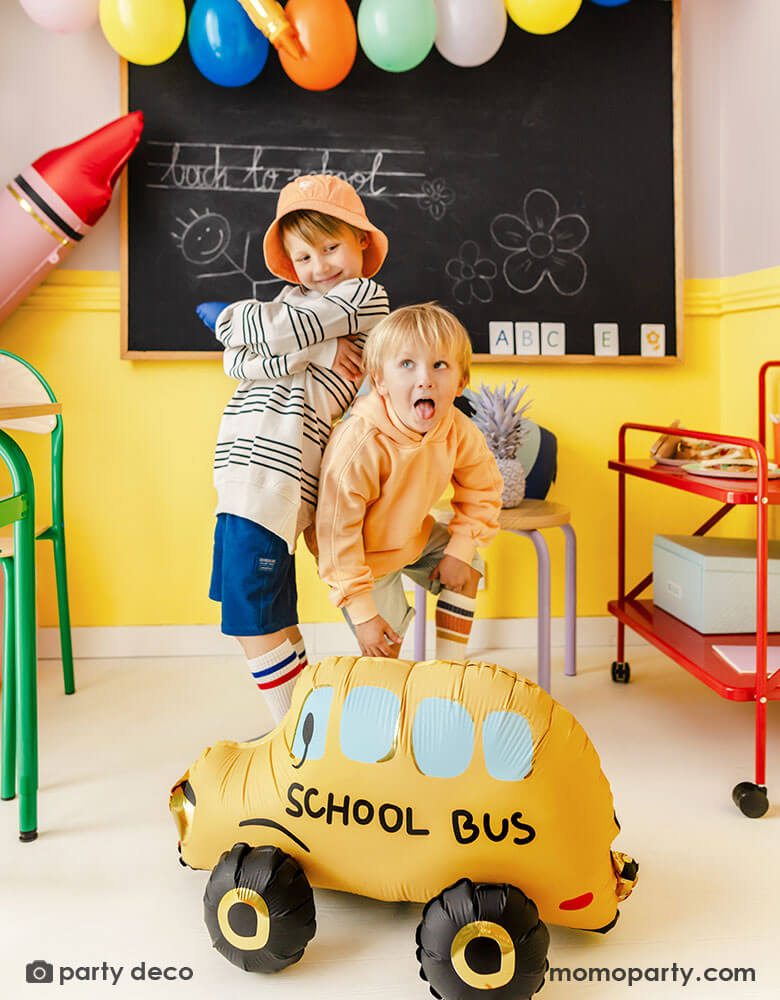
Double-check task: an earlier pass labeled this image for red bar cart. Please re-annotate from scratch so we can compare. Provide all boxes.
[607,361,780,818]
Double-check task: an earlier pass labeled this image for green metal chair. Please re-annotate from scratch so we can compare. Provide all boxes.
[0,350,74,828]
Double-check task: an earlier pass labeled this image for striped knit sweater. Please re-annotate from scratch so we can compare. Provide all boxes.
[213,278,389,553]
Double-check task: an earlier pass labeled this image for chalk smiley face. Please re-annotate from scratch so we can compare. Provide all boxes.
[172,209,232,264]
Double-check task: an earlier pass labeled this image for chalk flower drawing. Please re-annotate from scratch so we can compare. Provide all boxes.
[490,188,589,296]
[419,178,455,220]
[446,241,497,304]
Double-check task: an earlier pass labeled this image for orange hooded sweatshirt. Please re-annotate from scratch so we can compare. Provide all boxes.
[316,389,502,624]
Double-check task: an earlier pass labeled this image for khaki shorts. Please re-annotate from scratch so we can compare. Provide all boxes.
[342,521,484,639]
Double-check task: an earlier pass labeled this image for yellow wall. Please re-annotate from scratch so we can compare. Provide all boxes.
[2,267,779,628]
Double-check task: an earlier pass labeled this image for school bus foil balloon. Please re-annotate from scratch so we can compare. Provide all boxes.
[170,657,638,996]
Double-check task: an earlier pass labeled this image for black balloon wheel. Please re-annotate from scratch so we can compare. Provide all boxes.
[416,879,550,1000]
[203,843,316,973]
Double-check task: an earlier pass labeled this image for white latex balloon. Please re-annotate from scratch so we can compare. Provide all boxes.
[434,0,506,68]
[19,0,99,33]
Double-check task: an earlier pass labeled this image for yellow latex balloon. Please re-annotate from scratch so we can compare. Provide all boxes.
[99,0,186,66]
[505,0,582,35]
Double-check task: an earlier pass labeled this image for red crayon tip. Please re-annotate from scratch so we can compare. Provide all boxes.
[32,111,144,227]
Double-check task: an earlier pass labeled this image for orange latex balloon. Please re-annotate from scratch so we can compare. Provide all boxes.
[279,0,357,91]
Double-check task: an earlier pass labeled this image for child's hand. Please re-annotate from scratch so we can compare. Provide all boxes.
[430,554,474,594]
[332,335,363,381]
[302,523,318,559]
[354,615,402,658]
[196,301,229,332]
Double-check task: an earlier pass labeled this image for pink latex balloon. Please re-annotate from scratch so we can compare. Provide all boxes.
[19,0,99,33]
[434,0,506,68]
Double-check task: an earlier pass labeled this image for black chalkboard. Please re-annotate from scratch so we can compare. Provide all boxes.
[122,0,680,360]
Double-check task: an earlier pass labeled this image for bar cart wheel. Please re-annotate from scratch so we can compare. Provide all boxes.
[611,661,631,684]
[731,782,769,819]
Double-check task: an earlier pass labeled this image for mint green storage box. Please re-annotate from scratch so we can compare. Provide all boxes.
[652,535,780,634]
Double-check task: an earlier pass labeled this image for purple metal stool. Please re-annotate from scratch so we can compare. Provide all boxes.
[413,500,577,693]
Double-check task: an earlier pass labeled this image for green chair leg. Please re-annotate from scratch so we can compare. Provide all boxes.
[0,430,38,841]
[51,530,75,695]
[16,505,38,840]
[1,558,16,800]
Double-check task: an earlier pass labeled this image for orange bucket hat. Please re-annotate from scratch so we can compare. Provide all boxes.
[263,174,388,283]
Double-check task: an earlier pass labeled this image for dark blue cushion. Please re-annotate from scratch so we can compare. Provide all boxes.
[524,424,557,500]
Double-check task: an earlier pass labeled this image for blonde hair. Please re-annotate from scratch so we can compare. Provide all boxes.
[278,209,367,251]
[364,302,472,384]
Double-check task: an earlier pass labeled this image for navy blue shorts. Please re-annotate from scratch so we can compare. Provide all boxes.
[209,514,298,636]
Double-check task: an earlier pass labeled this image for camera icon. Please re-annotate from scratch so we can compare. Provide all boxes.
[26,960,54,984]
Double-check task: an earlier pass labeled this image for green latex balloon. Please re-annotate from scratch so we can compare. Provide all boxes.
[357,0,437,73]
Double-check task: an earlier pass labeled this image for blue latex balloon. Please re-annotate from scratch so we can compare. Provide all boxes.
[187,0,269,88]
[589,0,633,6]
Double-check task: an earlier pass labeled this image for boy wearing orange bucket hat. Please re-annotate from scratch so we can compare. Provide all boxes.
[205,175,389,724]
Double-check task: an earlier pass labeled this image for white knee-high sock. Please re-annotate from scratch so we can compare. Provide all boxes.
[247,639,303,724]
[435,589,476,661]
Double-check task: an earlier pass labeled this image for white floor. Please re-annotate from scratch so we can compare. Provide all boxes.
[1,642,778,999]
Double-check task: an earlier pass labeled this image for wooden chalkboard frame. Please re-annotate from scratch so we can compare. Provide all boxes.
[120,0,682,363]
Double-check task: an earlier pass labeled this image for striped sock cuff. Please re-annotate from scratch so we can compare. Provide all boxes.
[436,589,476,635]
[435,589,476,657]
[248,640,303,691]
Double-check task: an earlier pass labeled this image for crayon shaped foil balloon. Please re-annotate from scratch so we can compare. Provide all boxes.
[237,0,304,59]
[170,656,638,993]
[0,111,144,326]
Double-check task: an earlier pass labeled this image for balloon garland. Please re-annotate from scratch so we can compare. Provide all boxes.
[20,0,639,84]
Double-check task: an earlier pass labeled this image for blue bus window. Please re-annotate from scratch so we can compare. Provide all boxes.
[412,698,474,778]
[292,687,334,763]
[340,686,401,763]
[482,711,534,781]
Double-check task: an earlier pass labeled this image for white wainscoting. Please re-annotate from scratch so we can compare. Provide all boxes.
[37,616,648,660]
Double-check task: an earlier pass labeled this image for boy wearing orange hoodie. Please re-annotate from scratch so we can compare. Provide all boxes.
[316,303,502,659]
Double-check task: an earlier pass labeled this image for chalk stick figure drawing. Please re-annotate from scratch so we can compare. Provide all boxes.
[418,178,455,221]
[171,208,283,296]
[446,240,497,304]
[490,188,589,296]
